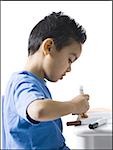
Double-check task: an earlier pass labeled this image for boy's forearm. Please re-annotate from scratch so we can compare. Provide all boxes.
[27,99,74,121]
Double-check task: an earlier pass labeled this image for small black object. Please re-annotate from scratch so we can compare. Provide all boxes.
[89,122,98,129]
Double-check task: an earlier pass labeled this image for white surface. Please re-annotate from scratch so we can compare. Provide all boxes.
[73,111,112,149]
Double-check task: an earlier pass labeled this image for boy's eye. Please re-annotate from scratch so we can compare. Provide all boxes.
[68,59,72,63]
[68,57,77,63]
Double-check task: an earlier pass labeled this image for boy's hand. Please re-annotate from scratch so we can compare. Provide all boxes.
[71,94,90,114]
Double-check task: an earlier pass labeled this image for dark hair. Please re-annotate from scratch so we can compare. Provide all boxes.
[28,11,87,55]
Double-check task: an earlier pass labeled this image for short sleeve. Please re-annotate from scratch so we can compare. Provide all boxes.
[14,79,45,123]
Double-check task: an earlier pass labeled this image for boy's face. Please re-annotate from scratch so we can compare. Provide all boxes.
[42,40,82,82]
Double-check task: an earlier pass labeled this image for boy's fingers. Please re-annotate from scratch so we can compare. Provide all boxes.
[80,113,88,118]
[83,94,90,100]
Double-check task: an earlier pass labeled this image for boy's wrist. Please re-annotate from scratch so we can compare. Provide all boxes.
[67,100,77,114]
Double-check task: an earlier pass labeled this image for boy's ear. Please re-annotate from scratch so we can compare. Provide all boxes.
[43,38,54,55]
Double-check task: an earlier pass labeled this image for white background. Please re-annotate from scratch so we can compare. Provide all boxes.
[1,1,112,149]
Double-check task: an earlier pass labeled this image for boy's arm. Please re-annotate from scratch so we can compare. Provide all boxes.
[27,94,89,122]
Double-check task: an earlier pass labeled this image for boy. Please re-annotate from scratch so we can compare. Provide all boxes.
[2,12,90,149]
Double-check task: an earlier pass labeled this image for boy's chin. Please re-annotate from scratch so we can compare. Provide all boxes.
[45,74,64,82]
[51,77,63,82]
[60,76,63,80]
[47,78,58,82]
[45,75,58,82]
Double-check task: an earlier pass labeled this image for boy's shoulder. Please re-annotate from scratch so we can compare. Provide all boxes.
[8,70,46,87]
[4,70,47,96]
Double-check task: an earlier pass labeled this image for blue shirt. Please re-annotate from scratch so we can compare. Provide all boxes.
[2,71,70,150]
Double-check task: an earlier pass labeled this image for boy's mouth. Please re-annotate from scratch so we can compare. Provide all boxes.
[60,73,66,79]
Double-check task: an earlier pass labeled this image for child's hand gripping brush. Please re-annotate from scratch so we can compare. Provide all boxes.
[67,86,88,126]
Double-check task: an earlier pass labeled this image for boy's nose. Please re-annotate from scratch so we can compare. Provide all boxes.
[66,66,71,72]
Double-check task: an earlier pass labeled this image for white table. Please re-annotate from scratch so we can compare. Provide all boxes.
[73,109,112,149]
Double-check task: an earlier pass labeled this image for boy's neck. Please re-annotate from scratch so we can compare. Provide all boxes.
[24,54,45,79]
